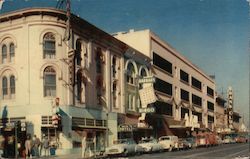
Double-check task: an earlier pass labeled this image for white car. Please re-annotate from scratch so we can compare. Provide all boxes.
[105,139,142,157]
[138,138,163,153]
[158,136,179,151]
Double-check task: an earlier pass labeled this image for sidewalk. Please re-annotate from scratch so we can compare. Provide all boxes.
[43,153,106,159]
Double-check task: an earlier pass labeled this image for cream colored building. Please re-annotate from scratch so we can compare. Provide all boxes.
[0,8,151,156]
[114,29,216,137]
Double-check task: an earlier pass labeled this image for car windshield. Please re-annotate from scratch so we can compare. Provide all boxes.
[139,138,156,144]
[114,139,133,144]
[159,137,170,140]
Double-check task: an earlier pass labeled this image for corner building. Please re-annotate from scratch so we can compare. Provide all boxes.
[114,29,216,137]
[0,8,151,156]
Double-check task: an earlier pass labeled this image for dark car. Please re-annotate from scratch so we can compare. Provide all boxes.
[184,137,197,149]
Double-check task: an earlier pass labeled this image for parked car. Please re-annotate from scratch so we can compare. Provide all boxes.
[177,138,189,150]
[235,135,247,143]
[216,136,223,145]
[138,137,163,153]
[223,136,234,144]
[196,132,217,147]
[158,136,178,151]
[105,138,142,157]
[184,137,197,148]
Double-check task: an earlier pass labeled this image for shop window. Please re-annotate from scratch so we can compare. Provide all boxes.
[44,66,56,97]
[43,32,56,59]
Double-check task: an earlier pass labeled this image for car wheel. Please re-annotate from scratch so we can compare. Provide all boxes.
[169,146,173,152]
[123,149,128,157]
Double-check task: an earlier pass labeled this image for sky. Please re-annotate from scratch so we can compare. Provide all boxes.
[0,0,249,127]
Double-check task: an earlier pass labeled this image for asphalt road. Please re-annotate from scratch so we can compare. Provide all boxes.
[128,143,250,159]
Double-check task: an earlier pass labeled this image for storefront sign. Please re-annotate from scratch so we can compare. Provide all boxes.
[138,76,155,84]
[139,107,155,113]
[139,86,157,106]
[118,125,133,132]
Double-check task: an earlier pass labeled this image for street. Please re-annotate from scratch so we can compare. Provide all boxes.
[127,143,250,159]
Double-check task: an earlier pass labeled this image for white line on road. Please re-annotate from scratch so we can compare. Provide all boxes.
[225,148,250,158]
[182,144,248,159]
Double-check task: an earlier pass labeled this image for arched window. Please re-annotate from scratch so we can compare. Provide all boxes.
[76,70,82,102]
[9,43,15,62]
[76,40,82,66]
[10,75,15,95]
[112,56,117,78]
[44,66,56,97]
[2,44,7,63]
[140,68,147,77]
[43,33,56,59]
[126,62,135,84]
[2,76,8,98]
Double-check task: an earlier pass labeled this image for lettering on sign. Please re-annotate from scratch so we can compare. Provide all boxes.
[139,107,155,113]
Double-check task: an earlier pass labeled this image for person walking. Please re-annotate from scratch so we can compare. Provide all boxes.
[81,136,87,158]
[32,135,40,157]
[25,135,32,159]
[42,136,50,157]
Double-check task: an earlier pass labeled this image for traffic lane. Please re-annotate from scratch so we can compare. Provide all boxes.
[130,143,249,159]
[181,143,249,158]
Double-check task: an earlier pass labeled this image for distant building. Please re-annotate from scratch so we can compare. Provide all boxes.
[114,29,216,137]
[215,94,227,133]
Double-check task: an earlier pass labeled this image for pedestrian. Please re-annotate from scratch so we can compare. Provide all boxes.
[42,136,50,157]
[25,135,32,159]
[32,135,40,157]
[81,136,87,158]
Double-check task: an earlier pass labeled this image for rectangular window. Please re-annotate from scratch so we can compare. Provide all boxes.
[208,115,214,123]
[44,74,56,97]
[154,77,172,96]
[192,111,202,122]
[192,94,202,106]
[181,108,189,119]
[207,101,214,111]
[44,41,56,58]
[207,86,214,97]
[153,52,172,75]
[191,77,202,90]
[180,89,189,101]
[154,101,172,116]
[180,69,189,83]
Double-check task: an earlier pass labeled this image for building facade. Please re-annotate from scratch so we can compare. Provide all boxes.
[114,29,216,137]
[0,8,151,156]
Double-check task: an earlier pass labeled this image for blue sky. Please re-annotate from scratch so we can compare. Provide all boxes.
[1,0,249,126]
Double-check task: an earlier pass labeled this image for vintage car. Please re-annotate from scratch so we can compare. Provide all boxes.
[158,136,178,151]
[138,137,163,153]
[177,138,190,150]
[223,136,234,144]
[184,137,197,148]
[235,135,247,143]
[105,138,142,157]
[196,132,217,147]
